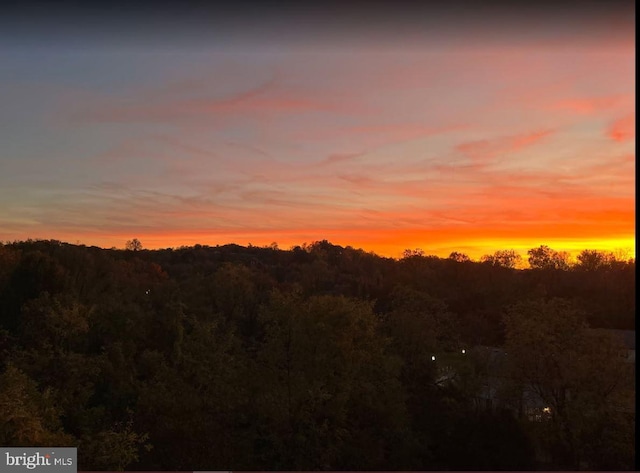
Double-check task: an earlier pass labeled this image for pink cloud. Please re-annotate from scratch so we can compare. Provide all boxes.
[607,114,635,142]
[344,123,467,141]
[548,94,631,115]
[68,76,358,125]
[455,129,555,164]
[319,151,367,166]
[293,122,468,153]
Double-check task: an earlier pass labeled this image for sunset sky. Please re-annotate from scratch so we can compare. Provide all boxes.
[0,2,635,260]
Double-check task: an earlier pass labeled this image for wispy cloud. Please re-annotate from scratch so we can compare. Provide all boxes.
[68,75,357,126]
[607,114,635,142]
[1,39,634,257]
[319,151,368,166]
[547,94,631,115]
[455,129,555,165]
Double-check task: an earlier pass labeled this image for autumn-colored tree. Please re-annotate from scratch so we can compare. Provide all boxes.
[135,316,247,470]
[253,291,407,469]
[0,239,635,470]
[19,292,90,352]
[504,298,634,469]
[0,364,75,446]
[78,419,151,471]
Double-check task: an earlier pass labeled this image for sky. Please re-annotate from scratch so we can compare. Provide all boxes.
[0,1,635,260]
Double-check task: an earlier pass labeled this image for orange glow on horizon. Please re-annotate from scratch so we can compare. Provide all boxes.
[0,37,633,263]
[10,228,634,263]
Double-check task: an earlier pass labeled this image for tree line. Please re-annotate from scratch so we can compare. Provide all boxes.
[0,239,635,470]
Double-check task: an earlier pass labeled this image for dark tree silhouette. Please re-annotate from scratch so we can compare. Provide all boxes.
[402,248,425,258]
[576,249,613,271]
[480,249,522,268]
[504,298,634,469]
[126,238,143,251]
[0,238,634,470]
[527,245,570,270]
[449,251,471,262]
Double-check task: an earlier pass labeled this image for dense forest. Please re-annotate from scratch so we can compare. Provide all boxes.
[0,239,635,470]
